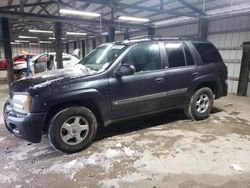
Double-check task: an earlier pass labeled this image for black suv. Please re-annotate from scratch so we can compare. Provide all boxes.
[3,38,228,153]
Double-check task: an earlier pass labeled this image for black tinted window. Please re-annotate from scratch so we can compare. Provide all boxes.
[63,56,71,61]
[193,42,222,64]
[122,43,161,72]
[165,42,186,68]
[184,43,195,66]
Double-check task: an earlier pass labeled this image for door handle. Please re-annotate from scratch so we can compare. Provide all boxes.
[155,77,164,83]
[192,72,199,76]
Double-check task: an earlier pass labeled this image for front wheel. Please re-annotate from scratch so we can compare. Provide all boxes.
[48,107,97,153]
[184,87,214,120]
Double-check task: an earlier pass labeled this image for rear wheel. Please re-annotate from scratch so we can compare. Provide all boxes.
[48,107,97,153]
[184,87,214,120]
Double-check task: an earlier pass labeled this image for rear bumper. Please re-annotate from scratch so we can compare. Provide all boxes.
[3,100,46,143]
[216,80,228,99]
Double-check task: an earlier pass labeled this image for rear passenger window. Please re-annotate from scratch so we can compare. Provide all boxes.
[193,42,222,64]
[165,42,186,68]
[184,43,195,66]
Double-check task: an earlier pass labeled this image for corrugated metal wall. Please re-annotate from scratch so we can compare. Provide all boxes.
[208,14,250,96]
[155,22,199,37]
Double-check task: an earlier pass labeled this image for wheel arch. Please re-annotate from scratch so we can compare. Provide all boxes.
[195,81,216,95]
[192,75,219,98]
[43,99,104,132]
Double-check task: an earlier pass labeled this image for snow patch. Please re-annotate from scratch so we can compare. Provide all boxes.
[0,172,17,184]
[124,147,135,156]
[135,139,155,146]
[105,148,122,158]
[35,147,136,178]
[32,77,64,89]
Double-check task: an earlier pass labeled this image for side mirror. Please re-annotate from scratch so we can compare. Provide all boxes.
[115,64,135,77]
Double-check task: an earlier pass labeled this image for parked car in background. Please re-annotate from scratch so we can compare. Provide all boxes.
[13,52,80,78]
[0,54,36,70]
[4,38,228,153]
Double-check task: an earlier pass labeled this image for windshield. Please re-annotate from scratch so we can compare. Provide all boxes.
[78,44,125,71]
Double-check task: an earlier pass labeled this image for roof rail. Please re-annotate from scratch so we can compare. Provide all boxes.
[129,35,194,41]
[129,35,152,40]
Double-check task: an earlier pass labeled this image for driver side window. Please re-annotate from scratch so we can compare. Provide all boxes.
[121,43,161,73]
[37,54,48,64]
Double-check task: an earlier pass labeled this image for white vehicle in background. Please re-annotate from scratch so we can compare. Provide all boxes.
[14,52,80,78]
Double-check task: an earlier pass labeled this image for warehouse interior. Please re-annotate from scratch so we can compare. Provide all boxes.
[0,0,250,187]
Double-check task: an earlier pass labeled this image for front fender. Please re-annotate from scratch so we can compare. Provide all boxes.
[33,88,110,124]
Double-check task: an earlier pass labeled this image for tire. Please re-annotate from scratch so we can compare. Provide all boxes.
[48,107,97,154]
[18,69,27,79]
[184,87,214,120]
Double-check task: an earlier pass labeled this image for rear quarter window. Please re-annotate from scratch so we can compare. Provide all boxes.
[192,42,222,64]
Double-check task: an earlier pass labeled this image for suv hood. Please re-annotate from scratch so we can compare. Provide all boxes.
[10,65,95,94]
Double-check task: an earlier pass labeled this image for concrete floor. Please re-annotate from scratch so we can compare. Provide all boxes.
[0,83,250,188]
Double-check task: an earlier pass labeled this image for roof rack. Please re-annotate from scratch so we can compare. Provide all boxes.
[129,35,194,41]
[129,35,152,40]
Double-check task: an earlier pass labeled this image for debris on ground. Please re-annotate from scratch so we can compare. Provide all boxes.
[175,148,183,154]
[88,173,95,177]
[115,143,122,147]
[230,164,244,172]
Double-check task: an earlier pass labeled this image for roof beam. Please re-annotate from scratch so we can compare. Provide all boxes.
[29,0,41,13]
[66,24,100,35]
[77,0,203,18]
[39,4,51,15]
[80,2,91,10]
[58,0,73,8]
[0,10,148,29]
[177,0,206,16]
[0,1,57,9]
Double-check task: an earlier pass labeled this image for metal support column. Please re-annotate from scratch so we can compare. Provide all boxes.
[198,18,208,40]
[148,27,155,37]
[237,42,250,96]
[66,43,69,54]
[55,22,63,69]
[82,40,85,58]
[92,38,96,49]
[124,29,129,40]
[108,27,115,42]
[108,7,115,42]
[1,17,14,85]
[73,41,77,49]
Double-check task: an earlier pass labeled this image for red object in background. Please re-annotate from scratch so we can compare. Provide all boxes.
[0,54,36,70]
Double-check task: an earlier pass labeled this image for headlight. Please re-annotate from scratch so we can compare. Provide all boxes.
[12,94,32,114]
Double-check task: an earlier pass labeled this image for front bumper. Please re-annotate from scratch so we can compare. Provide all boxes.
[3,100,46,143]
